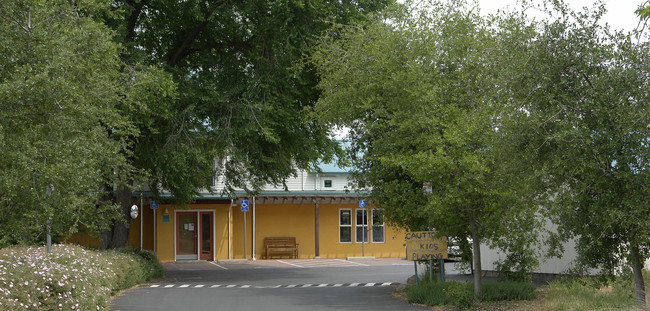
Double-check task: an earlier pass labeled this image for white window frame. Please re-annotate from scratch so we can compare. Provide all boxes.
[371,209,385,243]
[355,209,369,243]
[339,209,352,243]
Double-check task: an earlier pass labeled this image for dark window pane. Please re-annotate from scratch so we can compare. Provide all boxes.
[372,210,384,225]
[340,210,351,225]
[201,214,211,254]
[340,227,352,243]
[324,179,332,187]
[372,226,384,243]
[356,226,368,243]
[356,209,367,225]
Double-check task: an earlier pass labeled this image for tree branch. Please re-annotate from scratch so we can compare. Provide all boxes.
[166,1,228,67]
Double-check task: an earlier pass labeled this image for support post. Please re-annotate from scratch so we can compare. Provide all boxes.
[314,201,320,258]
[46,185,53,253]
[153,208,157,253]
[252,196,256,260]
[414,261,419,285]
[46,217,52,253]
[362,205,366,256]
[140,193,143,251]
[228,199,232,260]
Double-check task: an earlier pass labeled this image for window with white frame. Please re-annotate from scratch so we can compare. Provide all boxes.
[339,209,352,243]
[356,209,369,243]
[372,209,385,243]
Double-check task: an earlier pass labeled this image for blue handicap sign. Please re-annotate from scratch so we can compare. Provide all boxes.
[359,199,367,208]
[151,201,159,209]
[241,199,249,212]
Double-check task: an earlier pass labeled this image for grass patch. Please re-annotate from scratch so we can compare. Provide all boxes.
[0,244,164,310]
[403,280,536,309]
[537,277,637,311]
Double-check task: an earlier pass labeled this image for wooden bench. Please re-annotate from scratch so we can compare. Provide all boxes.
[264,237,299,259]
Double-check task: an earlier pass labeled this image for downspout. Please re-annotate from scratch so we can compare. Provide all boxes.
[252,196,256,260]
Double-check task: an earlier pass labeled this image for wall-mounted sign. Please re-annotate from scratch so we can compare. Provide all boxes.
[405,231,448,261]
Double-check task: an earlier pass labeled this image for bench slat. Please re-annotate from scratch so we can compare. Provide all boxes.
[264,237,298,259]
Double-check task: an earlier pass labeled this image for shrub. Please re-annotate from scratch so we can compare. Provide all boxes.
[480,281,536,301]
[404,280,474,308]
[404,280,536,309]
[0,244,163,310]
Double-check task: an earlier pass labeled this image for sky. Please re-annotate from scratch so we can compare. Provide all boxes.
[477,0,642,32]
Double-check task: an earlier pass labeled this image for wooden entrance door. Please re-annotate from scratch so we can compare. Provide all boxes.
[176,212,197,260]
[176,211,214,260]
[199,212,213,260]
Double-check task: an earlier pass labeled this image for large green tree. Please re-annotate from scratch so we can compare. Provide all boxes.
[0,0,137,245]
[96,0,393,247]
[501,2,650,309]
[313,0,539,296]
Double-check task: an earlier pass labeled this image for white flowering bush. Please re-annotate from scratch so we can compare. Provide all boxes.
[0,244,163,310]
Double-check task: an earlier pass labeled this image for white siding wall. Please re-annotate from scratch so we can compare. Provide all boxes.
[212,170,350,193]
[480,218,581,274]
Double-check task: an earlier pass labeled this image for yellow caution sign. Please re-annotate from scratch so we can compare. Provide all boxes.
[405,231,448,261]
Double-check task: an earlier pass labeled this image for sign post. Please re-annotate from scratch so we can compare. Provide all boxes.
[151,201,159,252]
[405,231,448,284]
[241,199,249,259]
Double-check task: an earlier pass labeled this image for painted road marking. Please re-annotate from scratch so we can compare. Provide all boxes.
[149,282,398,289]
[209,262,229,270]
[276,260,303,268]
[276,259,369,268]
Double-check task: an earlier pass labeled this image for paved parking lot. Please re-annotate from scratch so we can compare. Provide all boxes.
[113,257,431,311]
[163,257,413,271]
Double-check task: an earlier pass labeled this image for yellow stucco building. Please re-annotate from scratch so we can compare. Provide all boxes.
[127,193,406,262]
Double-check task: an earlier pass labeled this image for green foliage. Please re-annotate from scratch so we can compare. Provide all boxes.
[0,0,135,246]
[313,0,540,293]
[494,238,539,282]
[404,280,535,308]
[112,247,165,282]
[500,0,650,280]
[0,244,163,310]
[543,277,637,311]
[405,281,475,309]
[107,0,395,201]
[480,281,537,301]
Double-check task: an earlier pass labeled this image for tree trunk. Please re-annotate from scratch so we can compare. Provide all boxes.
[100,186,132,249]
[631,246,647,311]
[470,217,482,299]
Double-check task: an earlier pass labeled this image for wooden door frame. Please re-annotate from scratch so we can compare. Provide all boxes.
[174,210,215,261]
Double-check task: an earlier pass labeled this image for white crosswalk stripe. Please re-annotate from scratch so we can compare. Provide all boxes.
[149,282,398,289]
